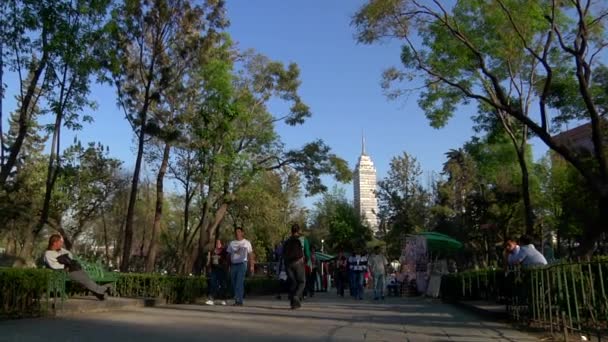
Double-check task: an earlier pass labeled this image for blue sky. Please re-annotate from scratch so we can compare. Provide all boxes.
[3,0,548,208]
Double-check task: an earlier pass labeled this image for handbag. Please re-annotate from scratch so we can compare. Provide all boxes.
[56,253,82,272]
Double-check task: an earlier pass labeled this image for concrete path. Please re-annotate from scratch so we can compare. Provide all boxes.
[0,293,540,342]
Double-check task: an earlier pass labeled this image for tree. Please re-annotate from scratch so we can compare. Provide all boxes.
[310,186,371,253]
[0,105,47,259]
[377,152,430,257]
[473,105,536,235]
[0,0,51,188]
[53,142,124,250]
[353,0,608,255]
[35,0,110,252]
[108,0,227,271]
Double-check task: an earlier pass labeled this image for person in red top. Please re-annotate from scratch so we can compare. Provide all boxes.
[335,250,348,297]
[205,239,229,305]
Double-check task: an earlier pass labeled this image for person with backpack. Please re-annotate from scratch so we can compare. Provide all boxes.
[283,223,307,309]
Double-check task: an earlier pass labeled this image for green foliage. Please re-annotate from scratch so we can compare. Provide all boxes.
[0,268,54,319]
[113,273,207,304]
[0,268,281,319]
[310,186,371,253]
[377,152,430,258]
[244,276,281,296]
[353,0,608,254]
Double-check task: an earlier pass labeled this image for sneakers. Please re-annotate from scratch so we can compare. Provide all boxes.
[219,300,227,306]
[205,299,215,305]
[94,292,105,301]
[232,302,243,306]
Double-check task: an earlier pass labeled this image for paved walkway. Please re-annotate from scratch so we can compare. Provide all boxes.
[0,293,540,342]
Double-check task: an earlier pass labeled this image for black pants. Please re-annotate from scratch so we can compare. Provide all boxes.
[286,260,306,307]
[336,271,348,296]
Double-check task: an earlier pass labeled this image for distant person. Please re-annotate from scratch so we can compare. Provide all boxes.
[205,239,229,306]
[335,250,348,297]
[307,246,318,297]
[283,224,307,309]
[349,247,368,300]
[514,235,548,268]
[227,227,254,306]
[275,238,289,300]
[369,246,389,300]
[44,234,110,300]
[298,231,312,297]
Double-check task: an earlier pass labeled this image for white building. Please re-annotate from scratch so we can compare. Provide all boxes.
[353,136,379,233]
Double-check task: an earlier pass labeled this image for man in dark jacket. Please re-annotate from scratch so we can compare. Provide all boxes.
[283,224,307,309]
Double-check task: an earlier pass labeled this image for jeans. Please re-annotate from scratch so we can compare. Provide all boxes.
[373,273,385,299]
[68,270,107,295]
[286,260,306,307]
[354,271,364,299]
[209,267,228,300]
[230,262,247,304]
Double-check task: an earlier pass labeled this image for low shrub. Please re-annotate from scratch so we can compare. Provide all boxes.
[0,268,53,319]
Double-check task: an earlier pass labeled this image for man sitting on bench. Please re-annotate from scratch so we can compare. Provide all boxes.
[44,234,110,301]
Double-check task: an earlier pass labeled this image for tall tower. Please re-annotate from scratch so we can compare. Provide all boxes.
[353,135,379,233]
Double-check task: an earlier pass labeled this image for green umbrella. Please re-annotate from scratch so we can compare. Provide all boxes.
[412,231,463,253]
[314,251,335,262]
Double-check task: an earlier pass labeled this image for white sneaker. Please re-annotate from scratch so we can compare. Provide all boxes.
[205,299,214,305]
[220,300,227,306]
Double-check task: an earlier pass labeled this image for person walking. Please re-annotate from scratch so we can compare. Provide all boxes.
[226,227,254,306]
[352,247,368,300]
[369,246,389,300]
[335,250,348,297]
[205,239,229,305]
[298,232,312,298]
[283,224,307,309]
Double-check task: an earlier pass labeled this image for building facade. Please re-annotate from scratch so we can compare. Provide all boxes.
[353,137,379,233]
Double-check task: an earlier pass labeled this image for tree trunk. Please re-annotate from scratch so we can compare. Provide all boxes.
[0,50,47,188]
[497,113,534,236]
[18,230,35,262]
[1,42,4,168]
[576,195,608,257]
[102,212,110,266]
[515,146,535,236]
[194,202,229,275]
[145,143,171,272]
[36,113,63,237]
[121,117,147,272]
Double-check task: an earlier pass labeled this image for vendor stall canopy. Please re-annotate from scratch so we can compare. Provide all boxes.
[410,231,463,253]
[315,251,335,262]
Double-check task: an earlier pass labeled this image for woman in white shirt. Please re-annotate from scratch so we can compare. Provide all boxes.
[226,227,254,306]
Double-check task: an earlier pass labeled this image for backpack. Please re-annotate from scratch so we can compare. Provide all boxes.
[283,236,304,263]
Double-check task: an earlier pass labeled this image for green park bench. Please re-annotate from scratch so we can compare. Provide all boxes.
[46,258,118,305]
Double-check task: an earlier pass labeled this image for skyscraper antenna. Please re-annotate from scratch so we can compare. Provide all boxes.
[362,131,366,155]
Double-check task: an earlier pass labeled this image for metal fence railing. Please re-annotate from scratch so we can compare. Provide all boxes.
[441,259,608,340]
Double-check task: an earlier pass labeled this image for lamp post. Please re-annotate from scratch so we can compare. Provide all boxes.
[320,239,325,290]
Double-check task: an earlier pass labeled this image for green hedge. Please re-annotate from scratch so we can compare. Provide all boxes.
[112,273,207,304]
[245,276,281,296]
[0,268,54,319]
[1,268,281,319]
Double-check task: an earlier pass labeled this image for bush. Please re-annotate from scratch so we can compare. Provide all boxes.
[245,276,280,296]
[0,267,54,319]
[113,273,206,304]
[1,268,282,319]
